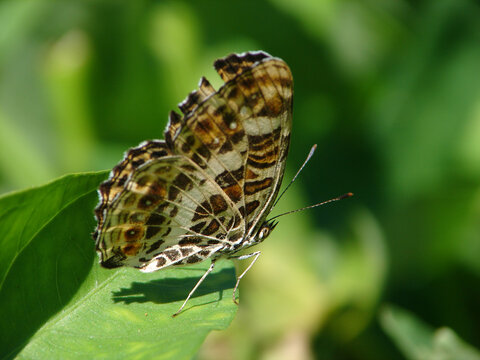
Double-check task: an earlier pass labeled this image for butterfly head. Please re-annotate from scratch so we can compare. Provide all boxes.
[256,220,279,242]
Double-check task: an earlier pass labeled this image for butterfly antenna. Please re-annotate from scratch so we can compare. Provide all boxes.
[273,144,317,208]
[268,192,353,222]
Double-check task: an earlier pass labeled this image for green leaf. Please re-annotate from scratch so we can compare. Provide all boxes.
[0,172,107,288]
[0,172,237,359]
[380,305,480,360]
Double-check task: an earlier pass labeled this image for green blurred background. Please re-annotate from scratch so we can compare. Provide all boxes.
[1,0,479,359]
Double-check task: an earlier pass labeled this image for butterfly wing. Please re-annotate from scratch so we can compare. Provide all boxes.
[94,51,293,272]
[213,53,293,237]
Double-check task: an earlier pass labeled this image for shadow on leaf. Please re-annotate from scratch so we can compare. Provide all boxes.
[112,267,235,305]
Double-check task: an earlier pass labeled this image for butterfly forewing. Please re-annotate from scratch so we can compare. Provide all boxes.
[231,59,292,236]
[94,51,293,273]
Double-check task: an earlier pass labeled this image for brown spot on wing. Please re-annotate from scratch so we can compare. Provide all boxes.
[210,194,228,214]
[260,96,283,116]
[145,226,161,239]
[247,127,281,147]
[123,194,137,207]
[138,195,161,210]
[246,169,258,179]
[230,129,245,144]
[246,157,276,169]
[156,257,167,267]
[248,147,279,162]
[192,200,212,221]
[199,250,211,257]
[149,180,167,197]
[245,200,260,215]
[180,247,194,256]
[146,239,164,254]
[124,226,143,242]
[202,219,220,235]
[245,178,273,195]
[190,221,206,233]
[223,184,243,203]
[168,186,180,201]
[218,141,233,154]
[123,243,141,256]
[173,173,193,191]
[214,51,271,82]
[186,255,202,264]
[146,213,166,226]
[129,212,145,223]
[179,237,202,246]
[169,206,178,218]
[164,249,180,261]
[215,166,244,187]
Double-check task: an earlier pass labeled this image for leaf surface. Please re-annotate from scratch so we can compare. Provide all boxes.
[0,172,237,360]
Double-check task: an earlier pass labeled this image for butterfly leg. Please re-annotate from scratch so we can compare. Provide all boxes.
[228,251,261,305]
[172,260,216,317]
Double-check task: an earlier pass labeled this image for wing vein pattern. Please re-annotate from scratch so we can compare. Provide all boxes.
[94,51,293,272]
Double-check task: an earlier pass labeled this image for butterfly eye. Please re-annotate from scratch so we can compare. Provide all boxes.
[258,226,270,240]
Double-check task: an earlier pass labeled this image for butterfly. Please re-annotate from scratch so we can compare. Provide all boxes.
[93,51,293,316]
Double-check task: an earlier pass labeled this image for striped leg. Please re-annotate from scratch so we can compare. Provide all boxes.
[229,251,261,304]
